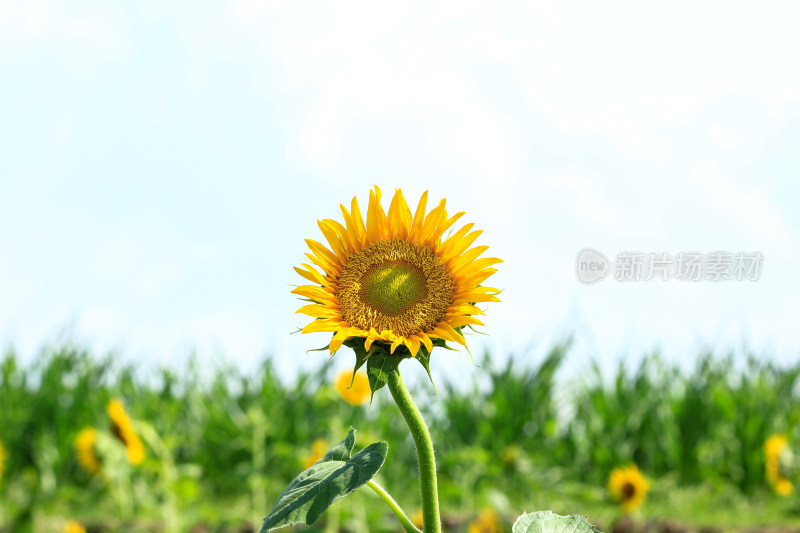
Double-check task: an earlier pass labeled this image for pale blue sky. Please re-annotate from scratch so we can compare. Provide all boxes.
[1,1,799,381]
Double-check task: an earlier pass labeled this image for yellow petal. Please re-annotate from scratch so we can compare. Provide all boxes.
[438,321,467,345]
[450,245,490,272]
[317,220,349,263]
[366,187,387,242]
[339,204,360,250]
[455,257,503,276]
[304,252,339,279]
[430,323,466,345]
[364,328,379,351]
[447,303,485,316]
[417,332,433,354]
[436,211,466,242]
[462,286,499,294]
[296,305,340,318]
[452,293,501,305]
[419,198,446,244]
[329,330,352,353]
[301,319,344,334]
[305,239,341,269]
[441,232,483,265]
[387,188,413,239]
[403,335,421,357]
[390,336,404,354]
[291,285,337,303]
[410,190,429,238]
[294,265,329,286]
[350,195,367,246]
[454,269,498,290]
[437,223,475,256]
[322,219,356,254]
[445,316,485,328]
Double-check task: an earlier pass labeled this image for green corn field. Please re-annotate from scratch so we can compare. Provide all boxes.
[1,341,799,533]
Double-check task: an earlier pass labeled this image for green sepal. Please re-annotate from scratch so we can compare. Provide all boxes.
[366,350,406,401]
[512,511,601,533]
[260,428,388,531]
[306,344,332,353]
[433,337,459,352]
[413,344,437,393]
[343,338,372,374]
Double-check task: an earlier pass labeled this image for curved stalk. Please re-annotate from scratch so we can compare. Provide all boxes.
[386,369,441,533]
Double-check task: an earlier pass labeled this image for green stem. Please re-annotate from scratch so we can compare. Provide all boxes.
[138,422,180,533]
[387,369,441,533]
[366,480,420,533]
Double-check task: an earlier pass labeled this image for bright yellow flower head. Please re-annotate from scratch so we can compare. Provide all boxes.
[335,370,371,406]
[75,428,102,475]
[468,508,501,533]
[765,434,793,496]
[106,399,145,465]
[608,464,649,513]
[303,439,328,470]
[294,186,501,359]
[64,520,87,533]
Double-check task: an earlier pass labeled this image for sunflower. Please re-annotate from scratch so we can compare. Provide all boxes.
[766,434,794,496]
[608,464,649,513]
[335,369,371,406]
[0,438,5,483]
[106,399,145,465]
[63,521,87,533]
[468,508,501,533]
[410,509,424,530]
[303,439,328,470]
[294,186,501,361]
[75,428,102,475]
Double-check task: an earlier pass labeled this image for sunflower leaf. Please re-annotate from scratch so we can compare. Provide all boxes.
[260,428,388,532]
[512,511,601,533]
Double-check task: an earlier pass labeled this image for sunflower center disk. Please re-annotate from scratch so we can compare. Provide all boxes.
[360,262,427,316]
[622,482,636,499]
[336,240,455,338]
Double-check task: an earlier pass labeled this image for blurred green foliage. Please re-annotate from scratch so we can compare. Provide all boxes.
[0,341,799,532]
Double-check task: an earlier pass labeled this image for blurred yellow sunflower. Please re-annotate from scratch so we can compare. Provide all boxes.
[766,434,793,496]
[0,438,5,482]
[303,439,328,470]
[75,428,102,475]
[468,508,501,533]
[64,520,87,533]
[608,464,649,513]
[335,370,371,406]
[294,186,501,358]
[107,399,145,465]
[411,509,424,530]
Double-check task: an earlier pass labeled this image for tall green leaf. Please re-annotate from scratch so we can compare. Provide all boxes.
[260,428,388,531]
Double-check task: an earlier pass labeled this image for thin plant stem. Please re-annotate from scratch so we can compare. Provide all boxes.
[138,423,180,533]
[386,368,441,533]
[366,480,421,533]
[249,408,268,533]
